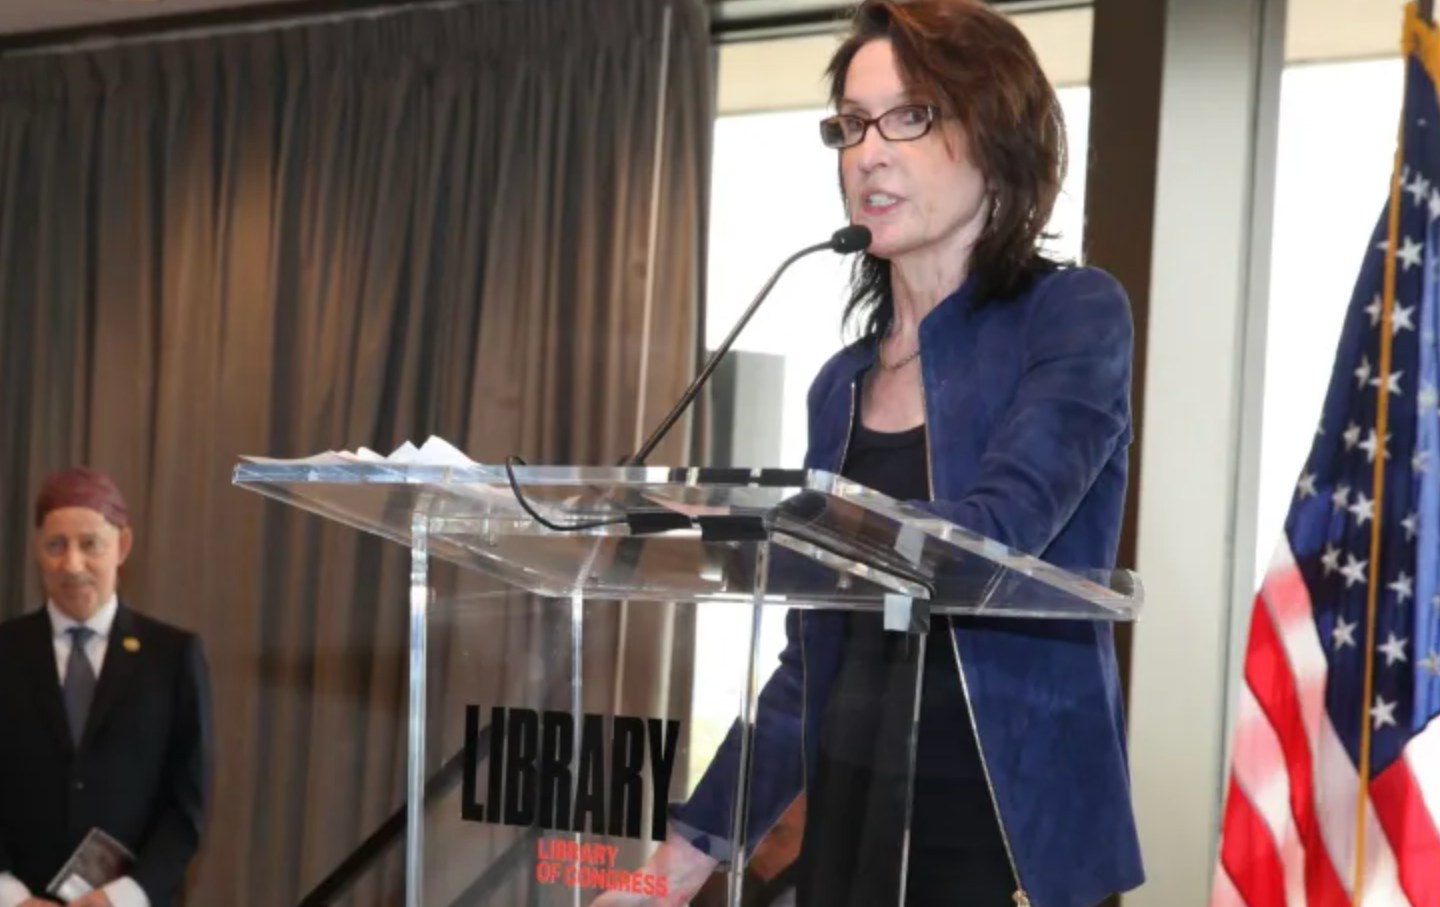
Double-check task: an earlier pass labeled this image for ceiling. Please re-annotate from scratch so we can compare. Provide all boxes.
[0,0,1412,63]
[0,0,853,38]
[0,0,299,35]
[1,0,1056,43]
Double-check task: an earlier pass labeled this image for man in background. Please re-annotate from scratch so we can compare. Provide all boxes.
[0,468,212,907]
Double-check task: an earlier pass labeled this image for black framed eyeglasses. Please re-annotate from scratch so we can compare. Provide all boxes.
[818,104,940,149]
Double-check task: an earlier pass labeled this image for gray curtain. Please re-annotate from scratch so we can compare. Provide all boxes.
[0,0,713,902]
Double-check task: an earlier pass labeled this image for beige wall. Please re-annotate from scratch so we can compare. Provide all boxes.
[1288,0,1407,63]
[717,8,1094,115]
[718,0,1411,116]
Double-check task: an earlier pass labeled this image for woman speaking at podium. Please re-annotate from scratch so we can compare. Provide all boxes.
[603,2,1143,905]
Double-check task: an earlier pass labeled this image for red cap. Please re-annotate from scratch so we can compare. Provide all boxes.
[34,467,130,529]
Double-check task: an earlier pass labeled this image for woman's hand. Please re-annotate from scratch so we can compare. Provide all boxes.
[589,831,719,906]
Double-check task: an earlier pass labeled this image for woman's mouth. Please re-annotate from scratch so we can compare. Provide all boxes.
[861,191,903,216]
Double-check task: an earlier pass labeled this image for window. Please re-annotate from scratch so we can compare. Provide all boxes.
[1255,58,1404,584]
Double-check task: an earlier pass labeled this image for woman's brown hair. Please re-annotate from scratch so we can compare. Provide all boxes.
[827,0,1068,338]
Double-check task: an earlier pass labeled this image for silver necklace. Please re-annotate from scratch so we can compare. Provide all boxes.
[878,331,920,372]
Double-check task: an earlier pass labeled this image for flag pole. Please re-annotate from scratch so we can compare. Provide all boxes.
[1353,10,1422,901]
[1353,101,1402,907]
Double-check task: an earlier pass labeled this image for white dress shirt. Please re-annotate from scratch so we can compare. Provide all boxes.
[0,599,150,907]
[49,598,116,683]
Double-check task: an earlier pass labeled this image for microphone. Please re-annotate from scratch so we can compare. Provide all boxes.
[829,224,872,253]
[625,225,872,466]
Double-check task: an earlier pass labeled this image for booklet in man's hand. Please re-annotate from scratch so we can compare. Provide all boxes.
[45,828,135,901]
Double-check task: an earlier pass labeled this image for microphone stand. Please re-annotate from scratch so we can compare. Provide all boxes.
[503,226,870,532]
[624,225,871,466]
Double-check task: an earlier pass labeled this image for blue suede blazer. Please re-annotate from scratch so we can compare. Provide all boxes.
[677,265,1145,907]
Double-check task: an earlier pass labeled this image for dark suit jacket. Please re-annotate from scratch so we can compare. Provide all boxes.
[0,603,212,907]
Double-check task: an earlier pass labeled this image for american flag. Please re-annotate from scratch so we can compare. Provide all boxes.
[1212,5,1440,906]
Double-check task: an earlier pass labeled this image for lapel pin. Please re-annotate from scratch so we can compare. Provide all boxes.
[122,637,141,653]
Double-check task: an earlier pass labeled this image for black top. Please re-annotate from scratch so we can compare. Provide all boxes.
[839,419,931,504]
[793,413,1013,905]
[833,419,995,802]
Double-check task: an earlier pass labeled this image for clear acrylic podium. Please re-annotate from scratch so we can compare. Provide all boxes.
[233,462,1142,907]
